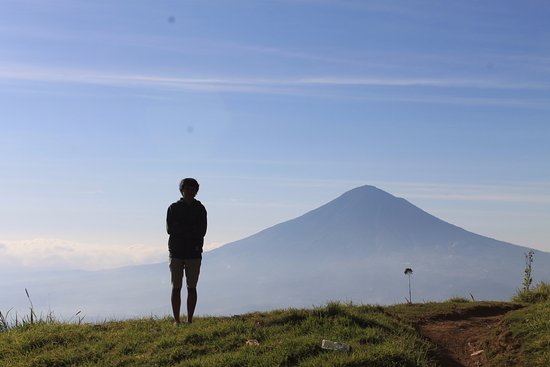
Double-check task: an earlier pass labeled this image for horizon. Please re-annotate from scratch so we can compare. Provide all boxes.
[4,180,550,322]
[1,1,550,273]
[2,184,548,275]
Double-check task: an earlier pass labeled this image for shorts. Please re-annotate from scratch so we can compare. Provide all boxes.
[169,257,202,289]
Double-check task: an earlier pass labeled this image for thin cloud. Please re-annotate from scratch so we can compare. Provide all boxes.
[208,39,363,66]
[201,175,550,205]
[1,64,549,91]
[2,65,550,109]
[0,238,165,271]
[209,199,300,209]
[382,181,550,205]
[406,193,550,204]
[296,76,550,90]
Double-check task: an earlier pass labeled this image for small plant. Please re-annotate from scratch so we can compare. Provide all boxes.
[523,250,534,291]
[69,310,85,325]
[0,310,11,332]
[513,281,550,304]
[513,251,550,304]
[25,288,37,325]
[0,289,76,332]
[404,268,413,304]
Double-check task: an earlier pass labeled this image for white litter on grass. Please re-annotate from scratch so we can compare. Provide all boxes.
[321,339,350,352]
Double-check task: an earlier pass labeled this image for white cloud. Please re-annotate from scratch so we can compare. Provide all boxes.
[0,238,166,271]
[1,64,549,93]
[2,64,549,109]
[384,182,550,204]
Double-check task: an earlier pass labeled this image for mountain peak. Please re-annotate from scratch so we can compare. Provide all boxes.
[347,184,387,193]
[313,184,407,219]
[337,185,398,202]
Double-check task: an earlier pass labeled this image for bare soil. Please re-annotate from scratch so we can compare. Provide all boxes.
[416,305,523,367]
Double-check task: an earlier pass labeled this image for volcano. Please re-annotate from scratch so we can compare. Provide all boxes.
[198,185,550,313]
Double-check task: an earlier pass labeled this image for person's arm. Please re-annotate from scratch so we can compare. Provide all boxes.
[166,206,172,234]
[167,205,181,235]
[198,206,207,238]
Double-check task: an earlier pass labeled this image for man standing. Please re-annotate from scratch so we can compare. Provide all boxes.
[166,178,207,325]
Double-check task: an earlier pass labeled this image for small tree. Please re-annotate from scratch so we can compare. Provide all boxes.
[404,268,413,304]
[523,250,534,291]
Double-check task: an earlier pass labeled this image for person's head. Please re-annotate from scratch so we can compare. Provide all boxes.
[179,178,199,199]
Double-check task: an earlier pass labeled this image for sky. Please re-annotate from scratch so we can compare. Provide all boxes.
[1,0,550,272]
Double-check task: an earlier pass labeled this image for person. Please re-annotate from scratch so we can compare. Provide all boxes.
[166,178,207,325]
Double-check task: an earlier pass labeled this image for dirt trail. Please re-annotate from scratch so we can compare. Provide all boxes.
[416,305,522,367]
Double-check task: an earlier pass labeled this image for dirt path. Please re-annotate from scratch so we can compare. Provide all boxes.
[416,305,522,367]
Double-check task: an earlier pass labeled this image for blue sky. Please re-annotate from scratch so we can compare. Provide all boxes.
[1,0,550,271]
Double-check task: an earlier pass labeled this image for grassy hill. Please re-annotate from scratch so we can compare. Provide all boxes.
[1,290,549,367]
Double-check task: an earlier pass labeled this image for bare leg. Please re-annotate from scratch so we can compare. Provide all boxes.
[171,287,182,324]
[187,287,197,323]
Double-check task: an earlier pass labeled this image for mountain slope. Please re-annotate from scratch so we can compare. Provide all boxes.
[198,185,550,314]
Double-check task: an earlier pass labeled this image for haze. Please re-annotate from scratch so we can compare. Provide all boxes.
[1,1,550,275]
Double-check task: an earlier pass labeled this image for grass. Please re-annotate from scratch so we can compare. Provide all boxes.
[0,302,437,367]
[1,298,548,366]
[512,281,550,304]
[385,299,517,323]
[495,300,550,366]
[486,282,550,366]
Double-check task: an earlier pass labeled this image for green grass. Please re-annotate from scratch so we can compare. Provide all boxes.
[385,300,519,324]
[495,300,550,366]
[486,282,550,366]
[1,299,548,367]
[512,281,550,304]
[0,302,436,367]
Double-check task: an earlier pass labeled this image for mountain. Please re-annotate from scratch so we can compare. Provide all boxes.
[3,185,550,321]
[197,185,550,313]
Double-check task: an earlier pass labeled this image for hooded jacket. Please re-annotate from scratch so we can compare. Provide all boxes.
[166,198,207,259]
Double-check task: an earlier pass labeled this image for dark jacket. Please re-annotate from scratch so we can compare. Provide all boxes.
[166,198,207,259]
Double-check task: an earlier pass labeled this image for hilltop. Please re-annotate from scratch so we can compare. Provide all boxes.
[2,294,549,366]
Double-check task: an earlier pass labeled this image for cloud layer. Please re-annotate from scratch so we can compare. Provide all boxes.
[0,238,166,271]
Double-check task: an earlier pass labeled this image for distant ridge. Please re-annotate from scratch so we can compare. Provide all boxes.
[3,185,550,320]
